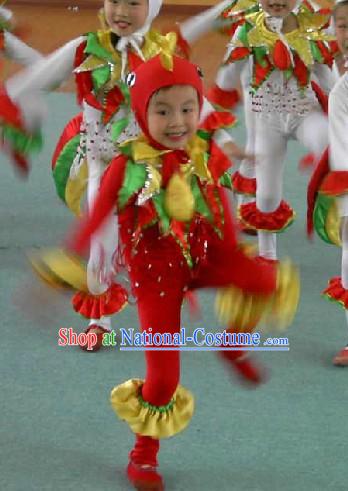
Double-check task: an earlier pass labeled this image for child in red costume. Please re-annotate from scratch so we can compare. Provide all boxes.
[31,55,299,490]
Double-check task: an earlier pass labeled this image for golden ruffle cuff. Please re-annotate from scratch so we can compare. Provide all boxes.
[110,379,194,439]
[215,259,300,332]
[28,248,87,292]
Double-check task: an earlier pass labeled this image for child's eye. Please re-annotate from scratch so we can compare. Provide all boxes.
[157,110,167,116]
[183,108,193,113]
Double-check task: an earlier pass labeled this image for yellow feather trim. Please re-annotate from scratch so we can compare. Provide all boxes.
[265,259,300,331]
[215,258,300,332]
[165,173,195,222]
[65,159,88,217]
[123,135,211,213]
[326,200,342,247]
[243,10,335,67]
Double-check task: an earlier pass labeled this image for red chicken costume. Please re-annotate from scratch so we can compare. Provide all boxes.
[30,54,299,490]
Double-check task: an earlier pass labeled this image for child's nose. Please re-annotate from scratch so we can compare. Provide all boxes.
[171,112,184,126]
[116,1,128,16]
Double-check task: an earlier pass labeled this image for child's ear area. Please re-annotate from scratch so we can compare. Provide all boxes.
[197,66,204,79]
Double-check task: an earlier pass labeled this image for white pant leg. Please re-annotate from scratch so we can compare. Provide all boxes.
[340,217,348,331]
[237,94,256,207]
[255,115,288,260]
[85,122,118,295]
[294,110,328,161]
[83,110,119,330]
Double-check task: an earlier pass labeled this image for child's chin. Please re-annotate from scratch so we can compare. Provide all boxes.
[111,25,133,37]
[165,138,189,149]
[266,8,289,18]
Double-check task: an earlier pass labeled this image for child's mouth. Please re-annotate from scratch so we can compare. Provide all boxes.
[165,132,187,141]
[114,20,131,30]
[269,3,286,10]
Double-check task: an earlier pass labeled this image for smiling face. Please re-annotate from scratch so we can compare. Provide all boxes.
[335,2,348,57]
[104,0,148,36]
[259,0,298,18]
[147,85,200,149]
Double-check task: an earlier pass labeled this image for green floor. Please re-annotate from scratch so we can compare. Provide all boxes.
[1,93,347,491]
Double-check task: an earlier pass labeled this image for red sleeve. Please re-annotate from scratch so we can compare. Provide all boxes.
[66,155,128,254]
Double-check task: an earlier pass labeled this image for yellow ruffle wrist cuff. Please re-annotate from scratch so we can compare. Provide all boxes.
[28,248,87,292]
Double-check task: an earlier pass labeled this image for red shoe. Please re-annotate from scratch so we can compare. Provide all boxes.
[79,324,109,352]
[333,346,348,366]
[219,351,269,387]
[127,460,164,490]
[233,353,269,385]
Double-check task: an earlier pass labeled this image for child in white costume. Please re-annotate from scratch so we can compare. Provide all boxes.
[0,0,235,349]
[211,0,338,260]
[216,0,336,216]
[307,0,348,365]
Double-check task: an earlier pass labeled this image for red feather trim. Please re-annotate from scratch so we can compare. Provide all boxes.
[72,283,128,319]
[232,171,256,196]
[207,85,240,110]
[52,113,83,169]
[239,200,294,232]
[323,277,348,309]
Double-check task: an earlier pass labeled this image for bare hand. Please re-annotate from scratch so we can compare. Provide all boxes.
[223,142,255,163]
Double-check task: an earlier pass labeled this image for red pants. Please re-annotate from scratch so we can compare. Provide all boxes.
[128,218,275,407]
[122,192,276,467]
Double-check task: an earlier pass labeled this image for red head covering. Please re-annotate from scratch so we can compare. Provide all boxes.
[126,54,204,148]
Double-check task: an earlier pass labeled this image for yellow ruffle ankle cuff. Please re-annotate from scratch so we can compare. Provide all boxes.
[266,259,300,331]
[215,259,300,332]
[215,285,268,331]
[110,379,194,439]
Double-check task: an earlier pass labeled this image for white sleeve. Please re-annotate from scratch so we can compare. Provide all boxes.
[216,58,245,91]
[329,75,348,216]
[4,31,43,65]
[0,6,12,23]
[179,0,232,44]
[6,36,85,99]
[312,62,336,95]
[328,75,348,172]
[332,60,341,82]
[5,36,85,131]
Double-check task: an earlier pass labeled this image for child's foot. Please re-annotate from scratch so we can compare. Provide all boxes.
[79,324,109,352]
[232,353,269,385]
[127,460,164,490]
[333,346,348,366]
[219,351,269,387]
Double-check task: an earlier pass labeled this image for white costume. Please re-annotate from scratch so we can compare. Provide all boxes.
[212,7,337,259]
